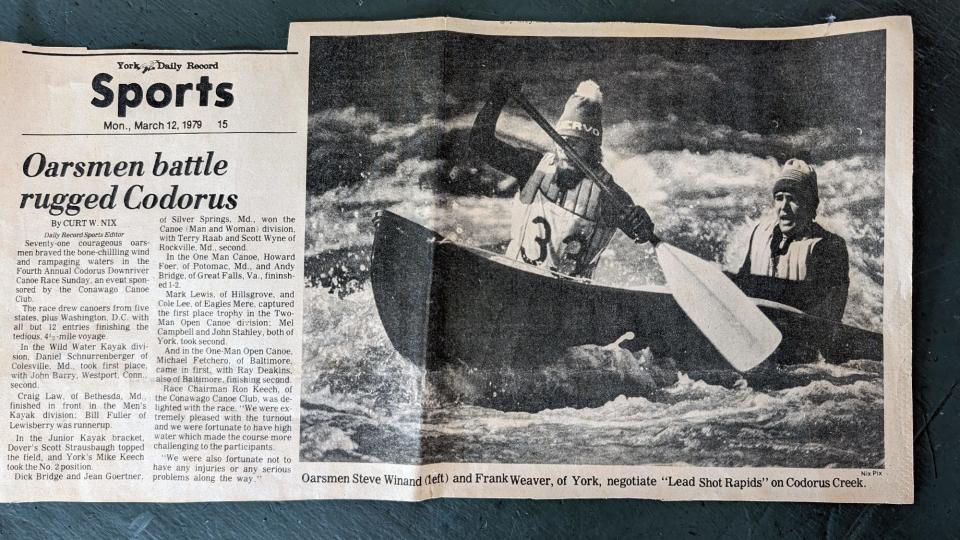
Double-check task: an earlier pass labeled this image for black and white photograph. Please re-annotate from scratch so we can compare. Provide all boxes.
[300,26,889,469]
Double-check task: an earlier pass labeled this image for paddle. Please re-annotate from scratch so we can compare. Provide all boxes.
[508,90,781,372]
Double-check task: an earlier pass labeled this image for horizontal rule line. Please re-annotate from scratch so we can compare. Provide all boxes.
[22,50,297,57]
[21,131,298,136]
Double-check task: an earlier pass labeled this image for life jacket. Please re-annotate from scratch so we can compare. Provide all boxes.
[505,153,617,278]
[746,218,826,281]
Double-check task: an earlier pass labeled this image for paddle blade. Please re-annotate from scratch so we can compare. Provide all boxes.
[655,243,781,371]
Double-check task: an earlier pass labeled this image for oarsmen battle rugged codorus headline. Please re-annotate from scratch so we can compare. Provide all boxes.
[18,151,238,215]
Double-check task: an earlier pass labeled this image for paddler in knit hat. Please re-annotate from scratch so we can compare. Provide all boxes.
[470,76,654,278]
[735,159,849,322]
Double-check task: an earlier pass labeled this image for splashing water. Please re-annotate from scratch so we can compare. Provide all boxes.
[301,146,884,468]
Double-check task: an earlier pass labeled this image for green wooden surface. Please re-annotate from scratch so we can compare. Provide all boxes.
[1,1,956,537]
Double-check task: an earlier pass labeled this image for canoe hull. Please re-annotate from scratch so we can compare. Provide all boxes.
[370,211,882,372]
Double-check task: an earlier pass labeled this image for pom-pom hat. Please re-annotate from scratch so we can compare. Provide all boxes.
[773,158,819,208]
[556,80,603,145]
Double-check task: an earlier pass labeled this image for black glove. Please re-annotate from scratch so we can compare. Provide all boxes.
[555,166,581,190]
[619,205,655,243]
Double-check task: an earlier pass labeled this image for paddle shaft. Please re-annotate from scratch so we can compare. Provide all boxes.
[509,91,661,245]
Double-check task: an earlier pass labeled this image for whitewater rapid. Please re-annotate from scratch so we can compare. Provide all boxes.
[300,148,885,467]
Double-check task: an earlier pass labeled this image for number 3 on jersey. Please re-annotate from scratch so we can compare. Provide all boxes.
[520,216,551,265]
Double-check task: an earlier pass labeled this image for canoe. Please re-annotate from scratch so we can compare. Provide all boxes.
[370,210,882,372]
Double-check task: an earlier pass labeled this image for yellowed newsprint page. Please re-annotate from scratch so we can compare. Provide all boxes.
[289,16,913,504]
[0,43,306,502]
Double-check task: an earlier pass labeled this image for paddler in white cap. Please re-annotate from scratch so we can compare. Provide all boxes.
[470,76,654,278]
[736,159,849,322]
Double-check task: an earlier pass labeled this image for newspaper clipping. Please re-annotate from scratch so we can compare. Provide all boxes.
[0,42,305,501]
[1,16,912,503]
